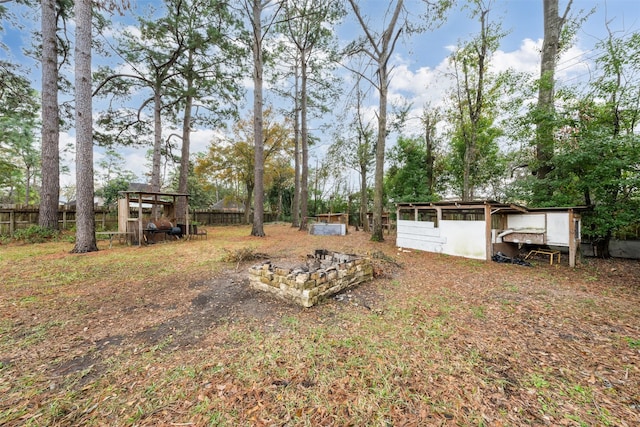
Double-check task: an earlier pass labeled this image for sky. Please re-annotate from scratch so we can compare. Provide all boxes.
[1,0,638,198]
[343,0,639,133]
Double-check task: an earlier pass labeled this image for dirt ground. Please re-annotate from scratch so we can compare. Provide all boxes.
[47,230,394,382]
[1,224,639,426]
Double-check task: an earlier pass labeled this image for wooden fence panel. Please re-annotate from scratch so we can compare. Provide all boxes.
[0,205,277,235]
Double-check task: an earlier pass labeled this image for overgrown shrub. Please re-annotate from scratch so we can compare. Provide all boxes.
[13,226,61,243]
[220,247,269,264]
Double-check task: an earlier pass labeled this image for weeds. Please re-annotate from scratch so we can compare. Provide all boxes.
[12,225,61,243]
[220,247,268,269]
[623,337,640,349]
[471,305,486,319]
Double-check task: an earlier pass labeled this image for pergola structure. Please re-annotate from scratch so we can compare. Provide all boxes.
[118,191,190,246]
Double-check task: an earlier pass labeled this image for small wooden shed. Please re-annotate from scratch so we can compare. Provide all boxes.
[118,191,190,246]
[310,213,349,235]
[396,201,586,267]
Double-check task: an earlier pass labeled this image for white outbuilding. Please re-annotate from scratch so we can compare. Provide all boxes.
[395,201,586,267]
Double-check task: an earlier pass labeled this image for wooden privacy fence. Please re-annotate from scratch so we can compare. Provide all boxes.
[190,209,276,226]
[0,205,276,235]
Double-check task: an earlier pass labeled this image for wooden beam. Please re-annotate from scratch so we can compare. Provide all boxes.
[568,209,577,267]
[485,203,492,261]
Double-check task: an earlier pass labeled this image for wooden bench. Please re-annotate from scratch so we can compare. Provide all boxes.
[96,231,132,249]
[525,249,561,265]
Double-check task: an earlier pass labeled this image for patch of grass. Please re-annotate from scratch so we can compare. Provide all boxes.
[565,383,594,404]
[1,224,638,426]
[623,337,640,349]
[565,414,588,426]
[282,316,299,329]
[529,372,550,389]
[499,299,518,313]
[580,298,596,308]
[148,336,174,353]
[538,394,559,418]
[470,305,486,319]
[463,259,485,269]
[0,319,13,342]
[0,241,66,263]
[503,282,519,292]
[18,295,40,305]
[19,321,65,348]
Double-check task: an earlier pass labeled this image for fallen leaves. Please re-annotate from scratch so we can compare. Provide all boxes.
[1,224,639,425]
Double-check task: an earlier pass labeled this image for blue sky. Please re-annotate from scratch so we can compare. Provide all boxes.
[1,0,638,193]
[337,0,638,137]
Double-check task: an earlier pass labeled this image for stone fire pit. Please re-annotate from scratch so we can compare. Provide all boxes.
[248,249,373,307]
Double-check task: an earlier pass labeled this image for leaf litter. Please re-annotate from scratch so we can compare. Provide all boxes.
[0,223,638,426]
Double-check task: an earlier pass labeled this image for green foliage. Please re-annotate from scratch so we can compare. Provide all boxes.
[624,337,640,349]
[511,100,640,243]
[0,63,40,205]
[272,0,345,118]
[446,114,508,200]
[386,135,438,202]
[195,108,294,214]
[98,177,131,207]
[443,1,511,201]
[93,0,246,163]
[95,148,138,186]
[13,226,61,244]
[507,28,640,248]
[168,164,219,209]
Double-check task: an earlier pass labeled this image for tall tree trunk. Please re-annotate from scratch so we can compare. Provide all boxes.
[149,86,163,219]
[460,7,489,202]
[462,139,474,201]
[299,51,309,232]
[177,59,194,225]
[72,0,98,253]
[251,0,266,236]
[39,0,60,230]
[360,162,368,232]
[371,63,388,241]
[291,61,301,228]
[151,88,163,193]
[349,0,404,242]
[534,0,573,196]
[355,81,370,232]
[424,114,435,197]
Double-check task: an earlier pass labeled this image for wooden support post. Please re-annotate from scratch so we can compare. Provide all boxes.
[568,210,577,268]
[485,203,492,261]
[137,194,143,247]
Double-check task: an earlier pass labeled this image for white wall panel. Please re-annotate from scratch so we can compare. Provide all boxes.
[507,213,546,230]
[546,212,570,245]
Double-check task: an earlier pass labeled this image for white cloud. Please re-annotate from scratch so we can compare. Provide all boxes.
[190,127,224,154]
[59,131,76,190]
[491,38,541,74]
[381,35,596,132]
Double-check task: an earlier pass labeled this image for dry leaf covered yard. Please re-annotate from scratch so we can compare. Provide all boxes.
[1,224,639,426]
